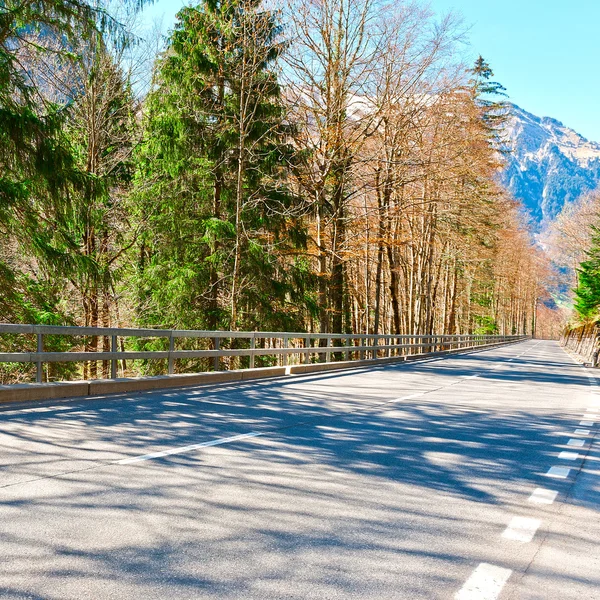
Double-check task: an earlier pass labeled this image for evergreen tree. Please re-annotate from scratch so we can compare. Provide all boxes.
[134,0,313,331]
[469,56,509,153]
[0,0,149,322]
[574,224,600,321]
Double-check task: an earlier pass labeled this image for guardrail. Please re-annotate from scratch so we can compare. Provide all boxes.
[0,324,528,384]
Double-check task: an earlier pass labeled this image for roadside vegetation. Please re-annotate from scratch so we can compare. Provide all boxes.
[1,0,554,380]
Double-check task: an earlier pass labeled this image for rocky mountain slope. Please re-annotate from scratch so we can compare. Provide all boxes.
[500,104,600,225]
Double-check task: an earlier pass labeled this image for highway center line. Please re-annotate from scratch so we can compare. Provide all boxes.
[528,488,558,505]
[117,344,528,465]
[117,431,265,464]
[454,563,512,600]
[501,517,541,543]
[391,392,426,402]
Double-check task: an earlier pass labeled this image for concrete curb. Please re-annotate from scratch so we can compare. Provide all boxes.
[0,340,525,405]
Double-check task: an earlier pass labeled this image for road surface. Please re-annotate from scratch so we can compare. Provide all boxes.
[0,340,598,599]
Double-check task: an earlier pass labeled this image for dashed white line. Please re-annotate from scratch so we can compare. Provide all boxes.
[580,420,594,426]
[567,438,585,447]
[558,451,580,461]
[546,466,571,479]
[118,431,265,464]
[502,516,541,543]
[455,563,512,600]
[528,488,558,505]
[574,429,591,436]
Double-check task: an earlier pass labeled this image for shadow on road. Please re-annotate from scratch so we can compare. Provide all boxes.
[0,341,598,599]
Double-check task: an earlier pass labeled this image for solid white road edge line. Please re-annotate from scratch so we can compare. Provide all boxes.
[454,563,512,600]
[117,431,265,464]
[528,488,558,505]
[502,517,541,543]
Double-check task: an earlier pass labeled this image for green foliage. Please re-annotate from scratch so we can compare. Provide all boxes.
[574,224,600,321]
[469,56,509,153]
[134,0,313,332]
[0,0,149,322]
[473,315,498,335]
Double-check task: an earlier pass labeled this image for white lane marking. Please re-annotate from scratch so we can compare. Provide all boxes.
[118,431,264,464]
[455,563,512,600]
[461,374,480,379]
[567,438,585,447]
[546,466,571,479]
[528,488,558,505]
[502,517,541,543]
[558,451,580,460]
[574,429,591,436]
[580,420,595,426]
[391,392,425,402]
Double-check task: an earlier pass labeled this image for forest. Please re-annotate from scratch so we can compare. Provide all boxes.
[1,0,566,382]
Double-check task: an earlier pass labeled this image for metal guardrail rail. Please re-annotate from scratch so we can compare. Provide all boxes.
[0,324,528,383]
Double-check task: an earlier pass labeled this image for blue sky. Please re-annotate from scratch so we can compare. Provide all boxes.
[142,0,600,141]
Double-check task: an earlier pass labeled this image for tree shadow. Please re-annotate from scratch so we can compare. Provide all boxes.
[0,341,598,598]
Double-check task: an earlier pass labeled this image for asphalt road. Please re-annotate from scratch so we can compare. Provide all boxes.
[0,340,598,599]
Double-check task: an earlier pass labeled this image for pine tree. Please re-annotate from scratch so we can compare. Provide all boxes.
[469,56,509,153]
[574,225,600,321]
[0,0,148,322]
[134,0,313,331]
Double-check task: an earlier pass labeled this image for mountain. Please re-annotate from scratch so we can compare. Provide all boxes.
[500,104,600,225]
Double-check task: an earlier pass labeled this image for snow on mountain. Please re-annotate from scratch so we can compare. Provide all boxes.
[500,103,600,225]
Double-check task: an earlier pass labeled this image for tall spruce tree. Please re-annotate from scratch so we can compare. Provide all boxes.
[0,0,149,323]
[469,56,509,152]
[134,0,313,331]
[574,224,600,321]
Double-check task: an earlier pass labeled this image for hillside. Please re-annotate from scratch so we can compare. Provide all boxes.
[500,103,600,225]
